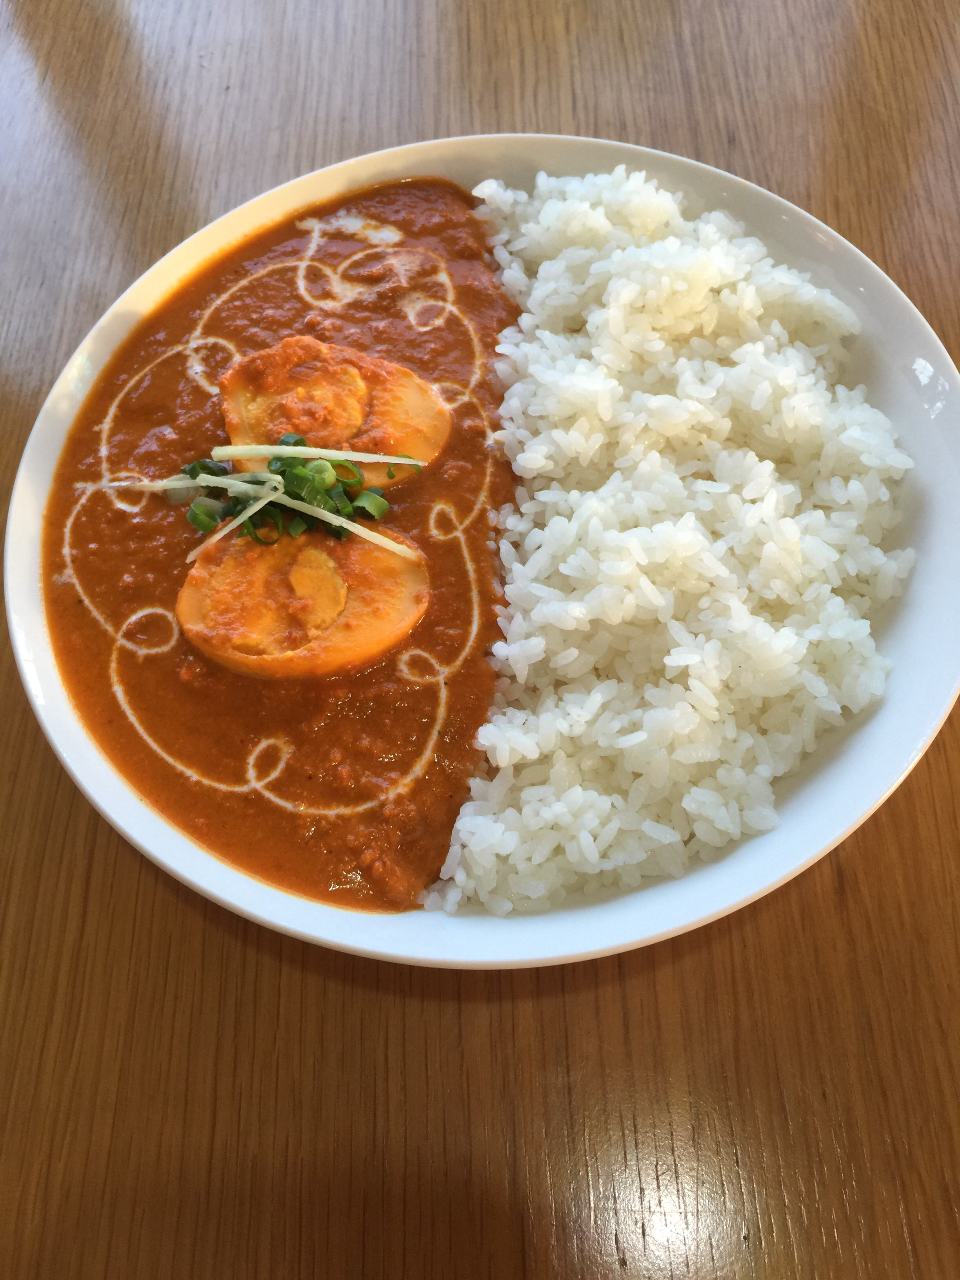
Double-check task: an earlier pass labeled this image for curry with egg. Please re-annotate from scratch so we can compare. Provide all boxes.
[43,179,516,909]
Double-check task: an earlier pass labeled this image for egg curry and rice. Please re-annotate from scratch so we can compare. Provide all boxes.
[43,170,914,915]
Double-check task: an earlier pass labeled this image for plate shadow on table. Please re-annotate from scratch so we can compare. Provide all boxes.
[147,829,775,996]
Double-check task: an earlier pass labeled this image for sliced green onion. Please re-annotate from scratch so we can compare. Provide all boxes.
[270,492,419,561]
[185,478,283,564]
[310,489,338,514]
[129,447,412,561]
[282,462,335,509]
[327,483,354,517]
[284,464,314,495]
[306,458,338,489]
[262,509,286,538]
[240,517,281,546]
[186,497,223,532]
[182,459,231,480]
[351,490,390,520]
[277,432,306,447]
[333,459,364,489]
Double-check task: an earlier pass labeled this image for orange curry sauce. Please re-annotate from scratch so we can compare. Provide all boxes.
[42,179,517,910]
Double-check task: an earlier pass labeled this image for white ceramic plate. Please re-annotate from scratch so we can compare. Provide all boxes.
[7,134,960,968]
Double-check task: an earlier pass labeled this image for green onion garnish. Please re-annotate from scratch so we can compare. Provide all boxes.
[332,459,364,489]
[351,490,390,520]
[306,458,338,488]
[240,518,279,545]
[327,483,354,517]
[182,459,231,480]
[270,491,418,560]
[106,436,413,561]
[186,497,224,532]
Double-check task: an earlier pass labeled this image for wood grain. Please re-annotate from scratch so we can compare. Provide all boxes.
[2,0,959,1275]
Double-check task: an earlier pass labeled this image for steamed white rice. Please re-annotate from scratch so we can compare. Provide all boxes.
[424,166,915,915]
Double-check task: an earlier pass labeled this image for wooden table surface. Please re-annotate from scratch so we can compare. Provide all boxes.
[2,0,959,1275]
